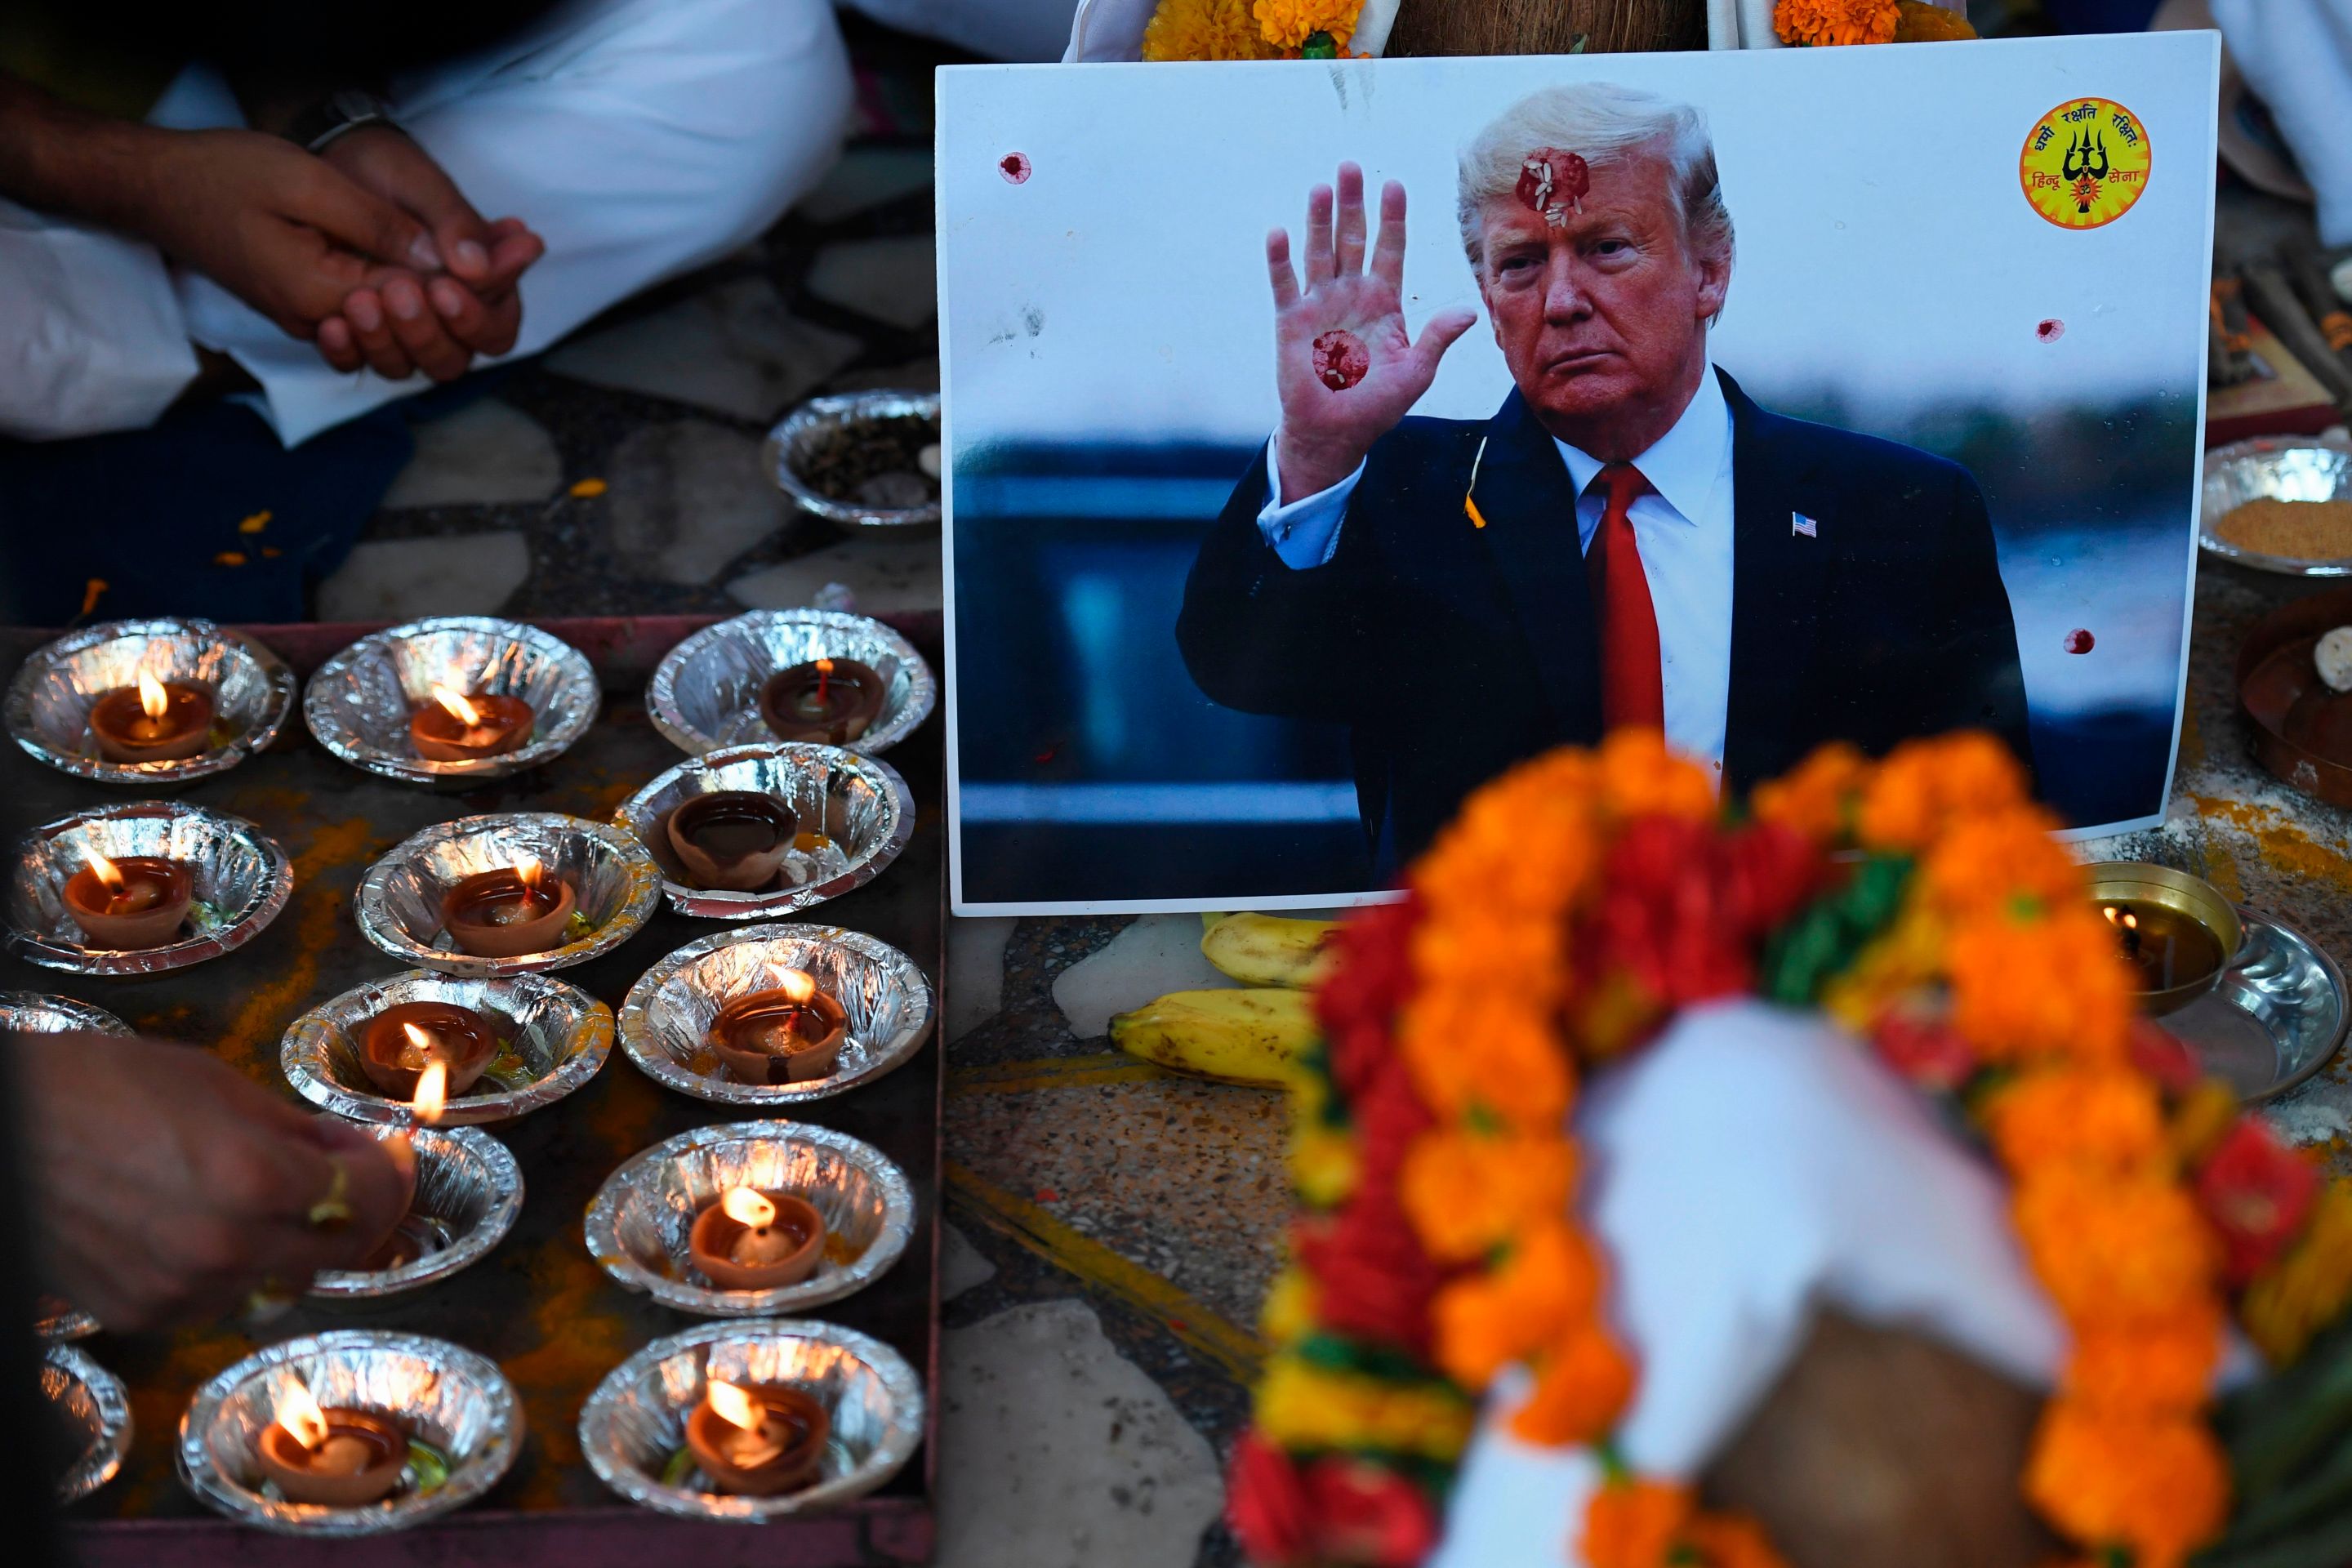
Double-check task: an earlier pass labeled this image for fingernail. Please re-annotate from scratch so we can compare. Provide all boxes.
[387,283,423,322]
[347,293,381,331]
[318,318,349,350]
[430,280,467,319]
[408,234,443,271]
[454,239,488,275]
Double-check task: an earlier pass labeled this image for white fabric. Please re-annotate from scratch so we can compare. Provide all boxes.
[2212,0,2352,246]
[0,0,852,446]
[0,200,199,439]
[1254,368,1736,779]
[1432,999,2069,1568]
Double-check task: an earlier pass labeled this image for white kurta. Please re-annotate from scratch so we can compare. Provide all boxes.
[0,0,853,446]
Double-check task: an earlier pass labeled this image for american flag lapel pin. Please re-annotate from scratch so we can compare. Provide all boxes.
[1791,511,1819,539]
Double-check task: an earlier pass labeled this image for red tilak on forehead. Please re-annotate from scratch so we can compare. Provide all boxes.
[1515,148,1590,227]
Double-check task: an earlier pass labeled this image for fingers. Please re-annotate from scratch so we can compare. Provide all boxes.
[381,274,470,382]
[1334,163,1367,278]
[1369,180,1409,289]
[428,276,521,358]
[1267,229,1300,311]
[294,160,444,273]
[1410,307,1481,381]
[316,316,363,373]
[343,287,417,381]
[1303,181,1335,288]
[476,218,546,297]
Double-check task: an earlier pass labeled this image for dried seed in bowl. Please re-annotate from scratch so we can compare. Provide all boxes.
[2214,497,2352,560]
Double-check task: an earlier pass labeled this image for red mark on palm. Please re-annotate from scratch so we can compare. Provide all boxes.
[1517,149,1590,226]
[1312,330,1370,391]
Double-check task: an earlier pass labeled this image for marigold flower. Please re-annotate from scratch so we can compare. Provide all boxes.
[1869,1006,1978,1092]
[1597,728,1717,822]
[1399,1129,1577,1263]
[1508,1317,1637,1445]
[1225,1432,1312,1566]
[1893,0,1977,41]
[2063,1307,2222,1418]
[1916,807,2078,921]
[1855,731,2027,850]
[2022,1404,2228,1568]
[1682,1512,1793,1568]
[1949,909,2132,1065]
[1253,0,1361,50]
[1254,1354,1475,1460]
[1259,1265,1319,1346]
[1750,740,1869,844]
[1581,1477,1694,1568]
[1299,1454,1439,1566]
[1774,0,1900,47]
[2242,1178,2352,1364]
[1142,0,1280,59]
[1985,1065,2166,1171]
[2015,1165,2216,1323]
[2195,1117,2320,1286]
[1430,1221,1600,1388]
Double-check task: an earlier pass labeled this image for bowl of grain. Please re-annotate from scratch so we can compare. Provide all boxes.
[2202,435,2352,575]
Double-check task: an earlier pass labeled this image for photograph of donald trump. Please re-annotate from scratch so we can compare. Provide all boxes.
[1177,84,2031,871]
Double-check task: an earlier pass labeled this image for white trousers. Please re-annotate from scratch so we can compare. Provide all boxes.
[0,0,853,445]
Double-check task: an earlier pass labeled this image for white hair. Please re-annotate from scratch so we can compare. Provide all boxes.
[1456,83,1735,277]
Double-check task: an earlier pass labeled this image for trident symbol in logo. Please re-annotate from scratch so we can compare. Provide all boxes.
[2061,129,2110,214]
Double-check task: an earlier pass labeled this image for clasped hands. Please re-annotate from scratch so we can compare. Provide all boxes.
[145,121,543,381]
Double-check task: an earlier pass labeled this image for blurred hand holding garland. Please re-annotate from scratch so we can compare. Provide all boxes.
[1224,730,2352,1568]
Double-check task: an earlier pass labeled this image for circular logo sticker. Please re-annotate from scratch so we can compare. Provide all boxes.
[2020,98,2151,229]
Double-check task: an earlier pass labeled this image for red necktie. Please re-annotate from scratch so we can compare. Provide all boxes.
[1586,462,1664,733]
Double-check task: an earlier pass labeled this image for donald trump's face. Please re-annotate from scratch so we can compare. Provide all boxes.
[1474,147,1731,461]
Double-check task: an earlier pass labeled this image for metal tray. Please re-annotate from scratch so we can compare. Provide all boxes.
[2201,434,2352,577]
[2167,906,2350,1102]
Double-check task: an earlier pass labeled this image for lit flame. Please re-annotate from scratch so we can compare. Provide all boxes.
[706,1379,760,1433]
[137,668,170,722]
[412,1059,448,1125]
[430,684,483,728]
[722,1187,777,1229]
[277,1375,329,1451]
[815,658,835,675]
[2102,906,2139,931]
[777,969,816,1004]
[514,855,544,892]
[82,847,125,893]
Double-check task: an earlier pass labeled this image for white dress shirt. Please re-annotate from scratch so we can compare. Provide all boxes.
[1257,368,1738,780]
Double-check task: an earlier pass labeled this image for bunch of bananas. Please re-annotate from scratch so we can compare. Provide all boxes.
[1107,913,1335,1087]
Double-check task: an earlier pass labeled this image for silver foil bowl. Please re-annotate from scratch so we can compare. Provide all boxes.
[310,1127,523,1298]
[5,618,293,784]
[765,390,941,528]
[1,991,132,1036]
[47,1344,131,1503]
[178,1330,521,1535]
[2201,434,2352,575]
[614,742,916,920]
[304,617,599,785]
[645,610,936,759]
[355,813,661,976]
[37,1296,100,1343]
[578,1319,923,1521]
[283,969,612,1125]
[619,924,935,1106]
[6,802,293,977]
[586,1121,915,1316]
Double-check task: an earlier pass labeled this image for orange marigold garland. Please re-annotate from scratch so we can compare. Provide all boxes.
[1229,729,2352,1568]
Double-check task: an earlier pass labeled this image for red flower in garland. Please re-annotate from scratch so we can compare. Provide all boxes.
[1294,1193,1446,1353]
[1302,1455,1441,1565]
[2127,1018,2203,1096]
[1227,1433,1313,1566]
[1872,1009,1978,1093]
[1317,896,1420,1101]
[2196,1118,2320,1285]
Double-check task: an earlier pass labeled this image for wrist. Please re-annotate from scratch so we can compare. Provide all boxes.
[1274,429,1366,506]
[0,77,169,232]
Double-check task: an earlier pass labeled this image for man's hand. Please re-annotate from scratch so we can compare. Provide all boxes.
[15,1035,410,1331]
[1268,163,1477,503]
[313,128,543,381]
[131,127,448,341]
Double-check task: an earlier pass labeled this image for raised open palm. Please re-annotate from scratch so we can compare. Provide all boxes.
[1267,163,1478,503]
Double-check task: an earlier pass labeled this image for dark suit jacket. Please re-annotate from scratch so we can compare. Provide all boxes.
[1176,369,2031,866]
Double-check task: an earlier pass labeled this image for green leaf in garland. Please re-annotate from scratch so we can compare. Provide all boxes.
[1758,853,1916,1003]
[1301,29,1339,58]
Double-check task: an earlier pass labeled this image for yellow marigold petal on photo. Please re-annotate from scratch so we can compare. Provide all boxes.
[2023,1404,2228,1568]
[1893,0,1977,40]
[1508,1317,1637,1446]
[1431,1221,1600,1388]
[1856,730,2027,850]
[213,550,247,567]
[568,477,608,498]
[1259,1265,1318,1346]
[1949,911,2132,1065]
[2243,1179,2352,1365]
[1597,727,1717,822]
[1252,0,1361,49]
[1401,1129,1578,1263]
[2064,1307,2223,1418]
[2015,1165,2216,1324]
[1774,0,1900,47]
[1580,1477,1695,1568]
[237,510,272,533]
[1750,740,1868,844]
[1142,0,1281,59]
[1253,1355,1475,1459]
[1985,1065,2166,1172]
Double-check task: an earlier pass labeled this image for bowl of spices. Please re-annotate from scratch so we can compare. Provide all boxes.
[764,392,939,529]
[2201,435,2352,575]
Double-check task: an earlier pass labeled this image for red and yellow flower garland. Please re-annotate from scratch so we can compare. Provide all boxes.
[1231,729,2352,1568]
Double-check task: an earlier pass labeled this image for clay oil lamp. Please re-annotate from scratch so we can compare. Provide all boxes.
[89,667,215,764]
[2085,862,2243,1015]
[708,969,848,1085]
[688,1185,826,1290]
[361,1004,499,1100]
[760,657,886,745]
[379,1060,448,1240]
[63,847,193,951]
[254,1374,408,1508]
[684,1378,829,1497]
[439,856,577,960]
[664,791,799,892]
[409,683,535,764]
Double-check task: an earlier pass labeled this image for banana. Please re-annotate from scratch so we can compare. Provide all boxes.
[1200,912,1338,989]
[1109,988,1316,1088]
